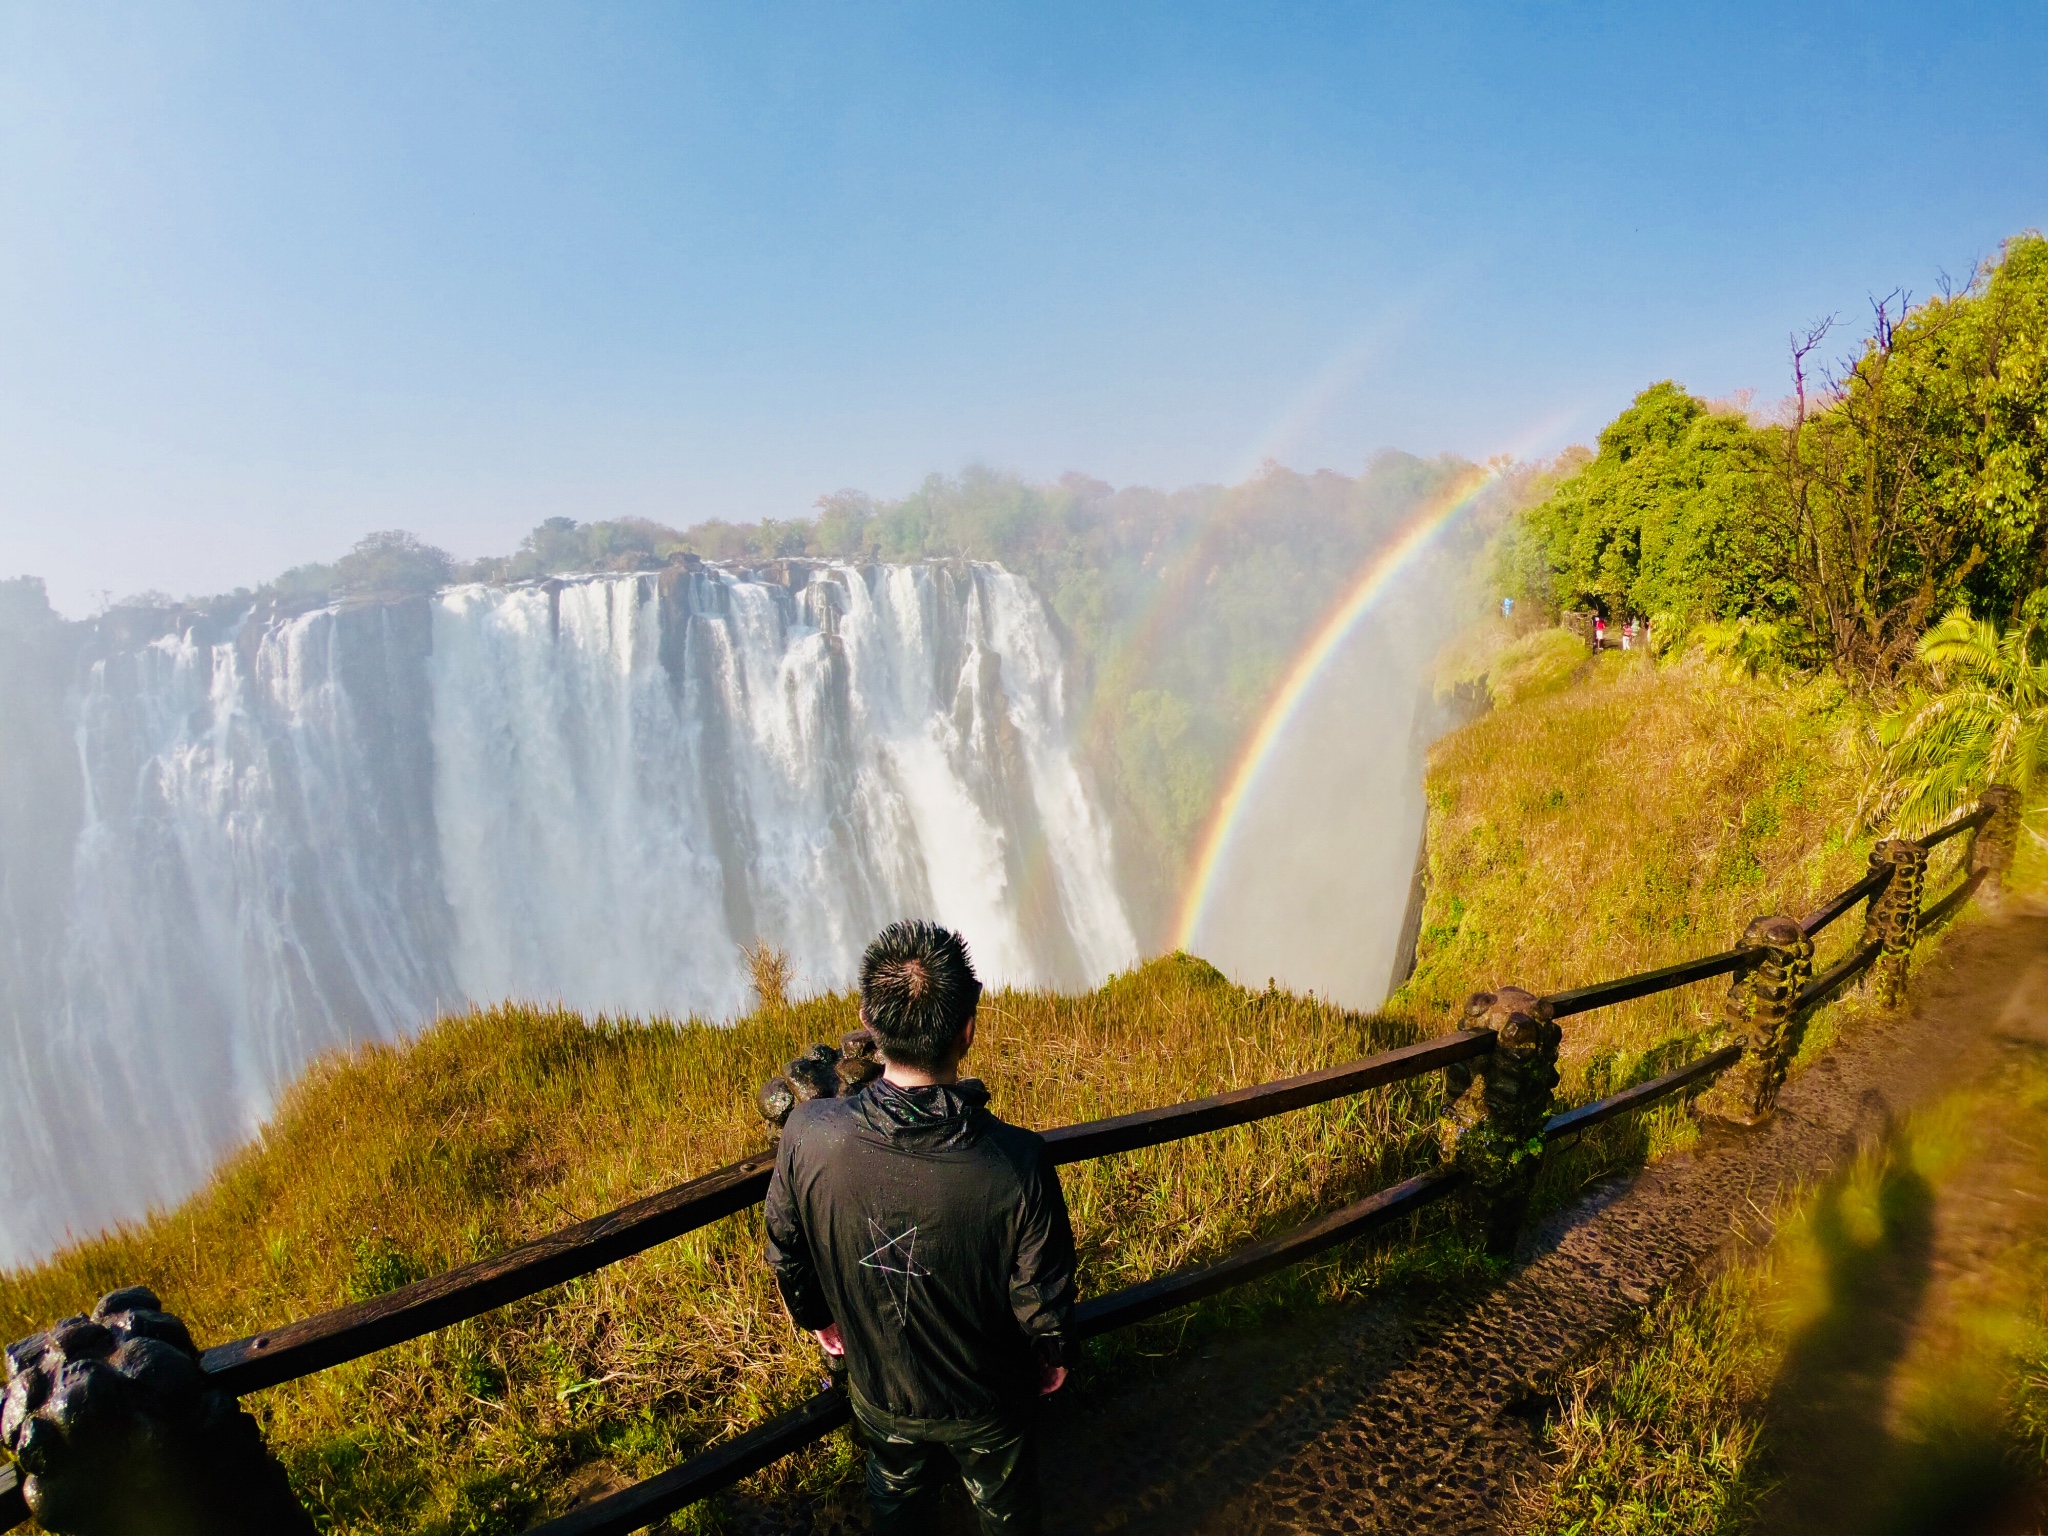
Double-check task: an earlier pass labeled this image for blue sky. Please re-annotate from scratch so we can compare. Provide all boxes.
[2,2,2044,616]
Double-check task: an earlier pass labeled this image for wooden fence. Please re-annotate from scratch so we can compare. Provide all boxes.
[0,797,2012,1533]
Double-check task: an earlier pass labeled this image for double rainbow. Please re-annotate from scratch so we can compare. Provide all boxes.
[1170,462,1497,951]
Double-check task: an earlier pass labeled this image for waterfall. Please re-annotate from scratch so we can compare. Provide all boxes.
[0,561,1135,1267]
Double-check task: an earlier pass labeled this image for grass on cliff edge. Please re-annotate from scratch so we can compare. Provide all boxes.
[2,646,1902,1534]
[1397,647,1901,1129]
[5,966,1452,1534]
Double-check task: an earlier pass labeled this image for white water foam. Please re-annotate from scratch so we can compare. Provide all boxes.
[0,562,1134,1266]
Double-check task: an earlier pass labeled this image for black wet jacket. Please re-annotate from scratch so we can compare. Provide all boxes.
[763,1076,1077,1420]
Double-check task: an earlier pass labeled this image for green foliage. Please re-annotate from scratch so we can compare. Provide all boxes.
[1849,233,2048,626]
[111,588,178,610]
[1518,383,1783,625]
[344,1236,431,1305]
[1500,232,2048,688]
[1488,629,1589,707]
[1107,688,1217,860]
[1770,238,2048,682]
[334,531,456,596]
[1434,622,1589,708]
[468,514,691,578]
[1679,617,1797,681]
[1528,1271,1775,1535]
[1863,603,2048,833]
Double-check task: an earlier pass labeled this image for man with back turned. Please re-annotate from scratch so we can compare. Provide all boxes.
[764,920,1075,1534]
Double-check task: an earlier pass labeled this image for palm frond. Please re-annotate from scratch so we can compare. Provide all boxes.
[1865,604,2045,837]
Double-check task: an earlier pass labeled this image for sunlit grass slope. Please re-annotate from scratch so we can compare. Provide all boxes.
[1,645,1891,1533]
[1396,648,1879,1105]
[2,965,1446,1533]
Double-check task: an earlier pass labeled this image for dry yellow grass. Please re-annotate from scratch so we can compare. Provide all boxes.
[1397,650,1882,1085]
[1,646,1904,1533]
[2,962,1443,1534]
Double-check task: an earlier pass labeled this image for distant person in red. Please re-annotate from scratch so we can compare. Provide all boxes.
[1594,614,1606,650]
[765,920,1075,1535]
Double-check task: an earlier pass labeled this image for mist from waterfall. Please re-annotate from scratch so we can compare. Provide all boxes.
[0,561,1135,1268]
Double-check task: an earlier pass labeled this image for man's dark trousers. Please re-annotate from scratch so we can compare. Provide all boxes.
[849,1383,1040,1535]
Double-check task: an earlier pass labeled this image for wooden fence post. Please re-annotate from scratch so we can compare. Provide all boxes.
[1701,915,1814,1124]
[1437,987,1561,1258]
[1,1288,315,1536]
[1864,839,1928,1006]
[1971,786,2022,906]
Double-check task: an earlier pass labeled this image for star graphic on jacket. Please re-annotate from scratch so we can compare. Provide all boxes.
[860,1217,933,1323]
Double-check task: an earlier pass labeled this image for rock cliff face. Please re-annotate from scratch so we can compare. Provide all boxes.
[0,561,1135,1266]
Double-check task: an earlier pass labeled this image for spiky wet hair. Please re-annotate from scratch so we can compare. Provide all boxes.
[858,920,982,1069]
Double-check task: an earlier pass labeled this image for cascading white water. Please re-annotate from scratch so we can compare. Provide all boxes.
[0,561,1135,1267]
[429,563,1134,1015]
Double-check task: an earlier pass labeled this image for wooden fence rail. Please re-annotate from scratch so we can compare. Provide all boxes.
[0,796,2008,1532]
[519,1026,1782,1536]
[194,1029,1499,1401]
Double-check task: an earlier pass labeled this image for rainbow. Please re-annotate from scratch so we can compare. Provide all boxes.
[1171,462,1498,951]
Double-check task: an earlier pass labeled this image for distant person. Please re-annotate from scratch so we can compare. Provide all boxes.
[1621,617,1632,652]
[1594,614,1606,650]
[765,920,1075,1535]
[1501,595,1514,619]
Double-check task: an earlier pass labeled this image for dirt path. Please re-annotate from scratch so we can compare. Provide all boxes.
[734,910,2048,1535]
[1022,908,2048,1535]
[1744,932,2048,1536]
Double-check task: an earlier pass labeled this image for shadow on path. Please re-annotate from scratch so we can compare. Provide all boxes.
[1755,1127,1939,1535]
[1754,1032,2048,1536]
[738,916,2048,1536]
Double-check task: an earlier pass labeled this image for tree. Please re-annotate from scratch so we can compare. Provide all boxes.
[1501,232,2048,687]
[0,576,57,636]
[1512,384,1778,624]
[519,517,587,572]
[1862,604,2048,835]
[1767,234,2048,687]
[333,531,455,595]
